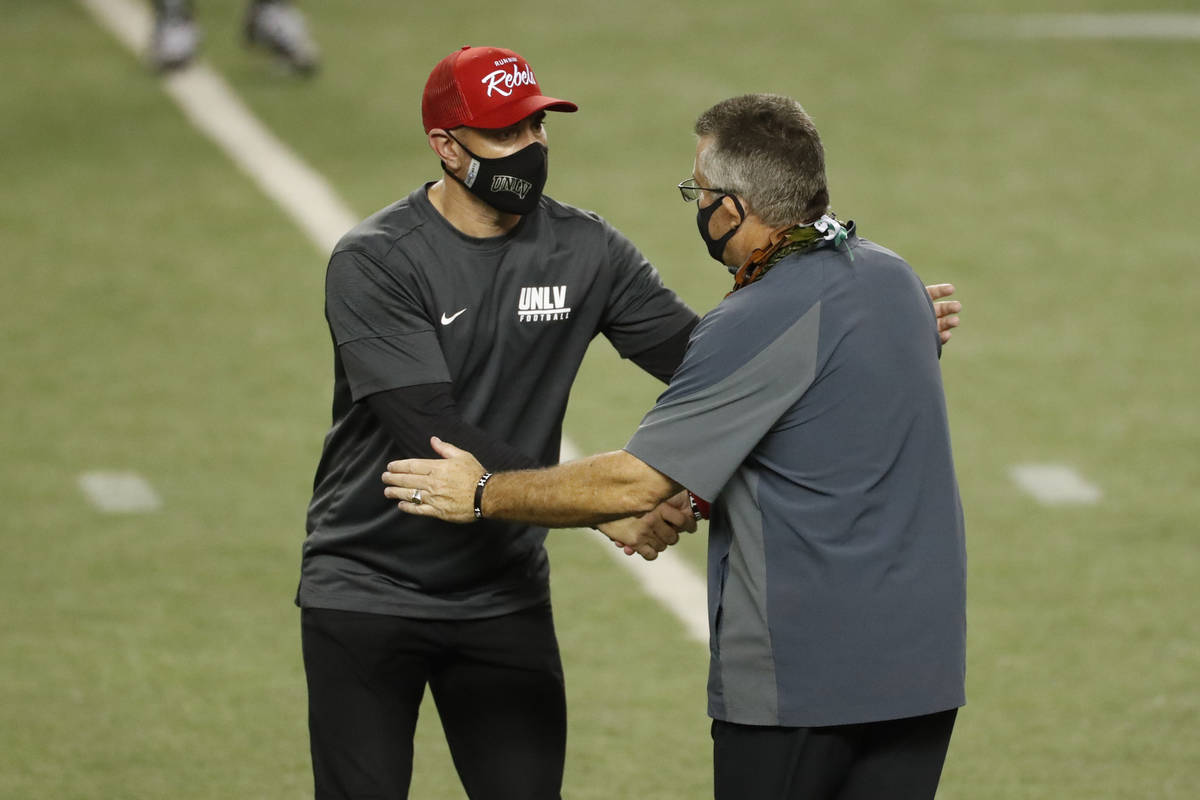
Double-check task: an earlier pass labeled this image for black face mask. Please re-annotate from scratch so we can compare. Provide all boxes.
[442,133,548,215]
[696,193,745,271]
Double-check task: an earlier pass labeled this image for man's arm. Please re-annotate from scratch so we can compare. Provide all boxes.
[624,320,695,383]
[366,383,541,471]
[382,437,681,533]
[482,450,681,527]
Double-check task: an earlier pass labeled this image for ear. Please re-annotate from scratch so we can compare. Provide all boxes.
[428,129,463,168]
[721,194,744,226]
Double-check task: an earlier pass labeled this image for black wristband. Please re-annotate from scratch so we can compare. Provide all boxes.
[474,472,493,520]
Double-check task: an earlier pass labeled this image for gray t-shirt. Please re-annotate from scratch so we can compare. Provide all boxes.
[626,229,966,727]
[299,185,696,619]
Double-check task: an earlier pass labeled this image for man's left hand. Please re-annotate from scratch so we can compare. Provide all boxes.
[925,283,962,345]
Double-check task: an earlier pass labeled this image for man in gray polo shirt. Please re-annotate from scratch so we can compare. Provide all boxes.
[383,93,966,799]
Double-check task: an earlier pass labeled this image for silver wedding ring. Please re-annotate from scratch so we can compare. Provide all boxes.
[411,488,423,505]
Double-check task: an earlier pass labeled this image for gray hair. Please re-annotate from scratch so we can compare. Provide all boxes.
[694,94,829,227]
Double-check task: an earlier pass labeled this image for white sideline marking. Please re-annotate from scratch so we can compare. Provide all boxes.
[79,472,162,512]
[77,0,358,254]
[591,528,711,645]
[954,13,1200,40]
[1010,464,1102,505]
[81,0,711,645]
[560,441,709,644]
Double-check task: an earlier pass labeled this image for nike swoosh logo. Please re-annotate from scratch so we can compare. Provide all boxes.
[440,308,468,325]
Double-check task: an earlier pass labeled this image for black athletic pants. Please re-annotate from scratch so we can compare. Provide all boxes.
[301,604,566,800]
[712,708,957,800]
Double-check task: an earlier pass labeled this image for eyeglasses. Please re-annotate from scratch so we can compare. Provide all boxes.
[677,177,731,203]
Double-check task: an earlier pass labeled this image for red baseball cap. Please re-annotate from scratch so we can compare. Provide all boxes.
[421,45,578,133]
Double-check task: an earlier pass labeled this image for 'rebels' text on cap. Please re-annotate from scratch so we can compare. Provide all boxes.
[421,45,578,133]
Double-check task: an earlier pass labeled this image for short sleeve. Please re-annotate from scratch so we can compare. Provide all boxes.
[325,248,451,401]
[625,301,822,501]
[599,222,697,358]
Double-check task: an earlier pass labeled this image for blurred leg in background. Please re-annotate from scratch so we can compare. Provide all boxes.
[149,0,320,74]
[149,0,200,70]
[242,0,320,74]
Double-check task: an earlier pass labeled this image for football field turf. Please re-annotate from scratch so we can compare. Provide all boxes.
[2,1,1197,797]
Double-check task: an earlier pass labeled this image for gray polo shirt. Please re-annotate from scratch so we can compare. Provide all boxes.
[626,229,966,727]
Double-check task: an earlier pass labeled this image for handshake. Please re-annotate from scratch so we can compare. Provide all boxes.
[590,492,698,560]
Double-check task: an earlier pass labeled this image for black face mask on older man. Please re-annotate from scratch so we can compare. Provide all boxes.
[442,133,548,215]
[696,193,745,271]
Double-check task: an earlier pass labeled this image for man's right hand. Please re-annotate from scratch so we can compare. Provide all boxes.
[597,497,694,561]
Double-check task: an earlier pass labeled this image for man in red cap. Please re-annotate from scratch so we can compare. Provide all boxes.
[296,46,961,799]
[295,45,704,800]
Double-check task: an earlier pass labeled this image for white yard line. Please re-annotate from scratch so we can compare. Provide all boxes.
[591,530,710,644]
[560,441,710,645]
[1010,464,1102,506]
[79,0,710,643]
[954,13,1200,40]
[78,472,162,512]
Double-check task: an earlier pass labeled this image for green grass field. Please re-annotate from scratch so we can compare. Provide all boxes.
[2,0,1197,797]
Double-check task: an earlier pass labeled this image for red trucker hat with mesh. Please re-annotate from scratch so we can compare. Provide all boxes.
[421,45,578,133]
